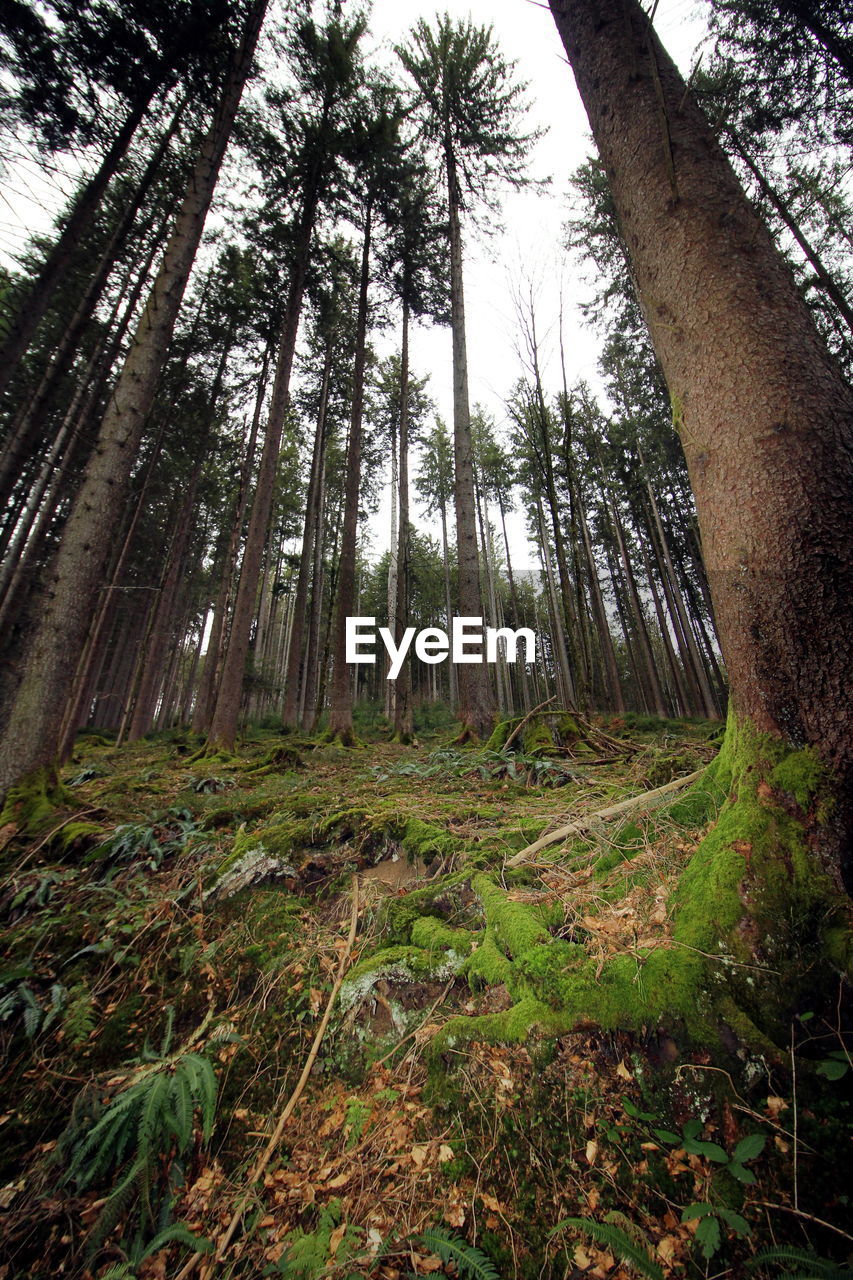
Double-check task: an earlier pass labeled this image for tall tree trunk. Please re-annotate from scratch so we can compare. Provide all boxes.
[393,299,414,741]
[0,99,187,509]
[281,340,332,728]
[549,0,853,1040]
[207,166,323,752]
[578,501,624,714]
[0,78,167,401]
[327,200,372,744]
[192,348,268,734]
[445,143,496,739]
[0,2,267,799]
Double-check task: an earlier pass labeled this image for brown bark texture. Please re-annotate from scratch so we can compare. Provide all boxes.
[549,0,853,882]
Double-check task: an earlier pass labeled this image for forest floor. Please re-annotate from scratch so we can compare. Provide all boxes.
[0,713,850,1280]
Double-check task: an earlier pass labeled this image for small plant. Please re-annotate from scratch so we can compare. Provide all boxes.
[623,1099,766,1183]
[549,1215,663,1280]
[93,1222,212,1279]
[680,1202,751,1260]
[189,775,237,795]
[68,764,108,786]
[90,808,202,869]
[417,1228,500,1280]
[274,1201,363,1279]
[816,1050,850,1081]
[57,1019,218,1255]
[747,1246,853,1277]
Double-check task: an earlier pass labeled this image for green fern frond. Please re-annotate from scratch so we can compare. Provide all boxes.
[549,1217,663,1280]
[417,1228,500,1280]
[139,1221,214,1261]
[59,1047,219,1259]
[747,1246,852,1277]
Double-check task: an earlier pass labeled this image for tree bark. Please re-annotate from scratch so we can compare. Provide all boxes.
[207,165,323,752]
[549,0,853,890]
[0,80,166,402]
[392,299,414,741]
[281,340,332,728]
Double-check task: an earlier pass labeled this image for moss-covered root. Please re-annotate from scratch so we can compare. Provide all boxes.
[432,712,852,1060]
[242,743,304,777]
[324,727,360,748]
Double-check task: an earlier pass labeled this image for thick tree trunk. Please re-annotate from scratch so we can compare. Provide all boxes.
[547,0,853,1046]
[445,145,496,739]
[0,2,266,800]
[327,201,372,744]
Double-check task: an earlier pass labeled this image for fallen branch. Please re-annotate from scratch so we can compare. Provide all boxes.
[506,769,703,867]
[178,877,360,1280]
[502,695,556,753]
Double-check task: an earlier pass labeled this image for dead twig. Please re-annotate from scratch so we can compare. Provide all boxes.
[506,770,704,867]
[502,696,556,753]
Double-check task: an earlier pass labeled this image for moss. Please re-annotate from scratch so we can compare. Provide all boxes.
[472,874,550,958]
[770,747,828,813]
[380,870,476,940]
[464,933,513,987]
[423,710,851,1060]
[340,942,466,1015]
[0,765,72,837]
[485,718,517,752]
[400,816,458,861]
[555,714,583,745]
[410,916,476,955]
[55,821,102,854]
[242,743,304,777]
[431,997,569,1055]
[522,719,554,757]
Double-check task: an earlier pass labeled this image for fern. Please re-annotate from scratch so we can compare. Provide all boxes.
[57,1048,218,1257]
[417,1228,500,1280]
[747,1246,853,1278]
[549,1217,664,1280]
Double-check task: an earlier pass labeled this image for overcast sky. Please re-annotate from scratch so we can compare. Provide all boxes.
[359,0,706,568]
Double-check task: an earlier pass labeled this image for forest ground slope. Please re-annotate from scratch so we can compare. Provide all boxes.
[0,715,850,1279]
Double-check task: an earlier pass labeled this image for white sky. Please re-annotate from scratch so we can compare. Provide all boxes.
[360,0,707,568]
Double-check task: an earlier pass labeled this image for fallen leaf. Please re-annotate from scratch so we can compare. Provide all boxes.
[438,1144,455,1163]
[328,1222,347,1257]
[444,1204,465,1228]
[480,1193,503,1213]
[615,1060,632,1081]
[415,1254,444,1274]
[326,1172,350,1190]
[585,1139,598,1166]
[410,1144,428,1168]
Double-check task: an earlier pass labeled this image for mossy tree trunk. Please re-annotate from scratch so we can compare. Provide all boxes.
[543,0,853,1041]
